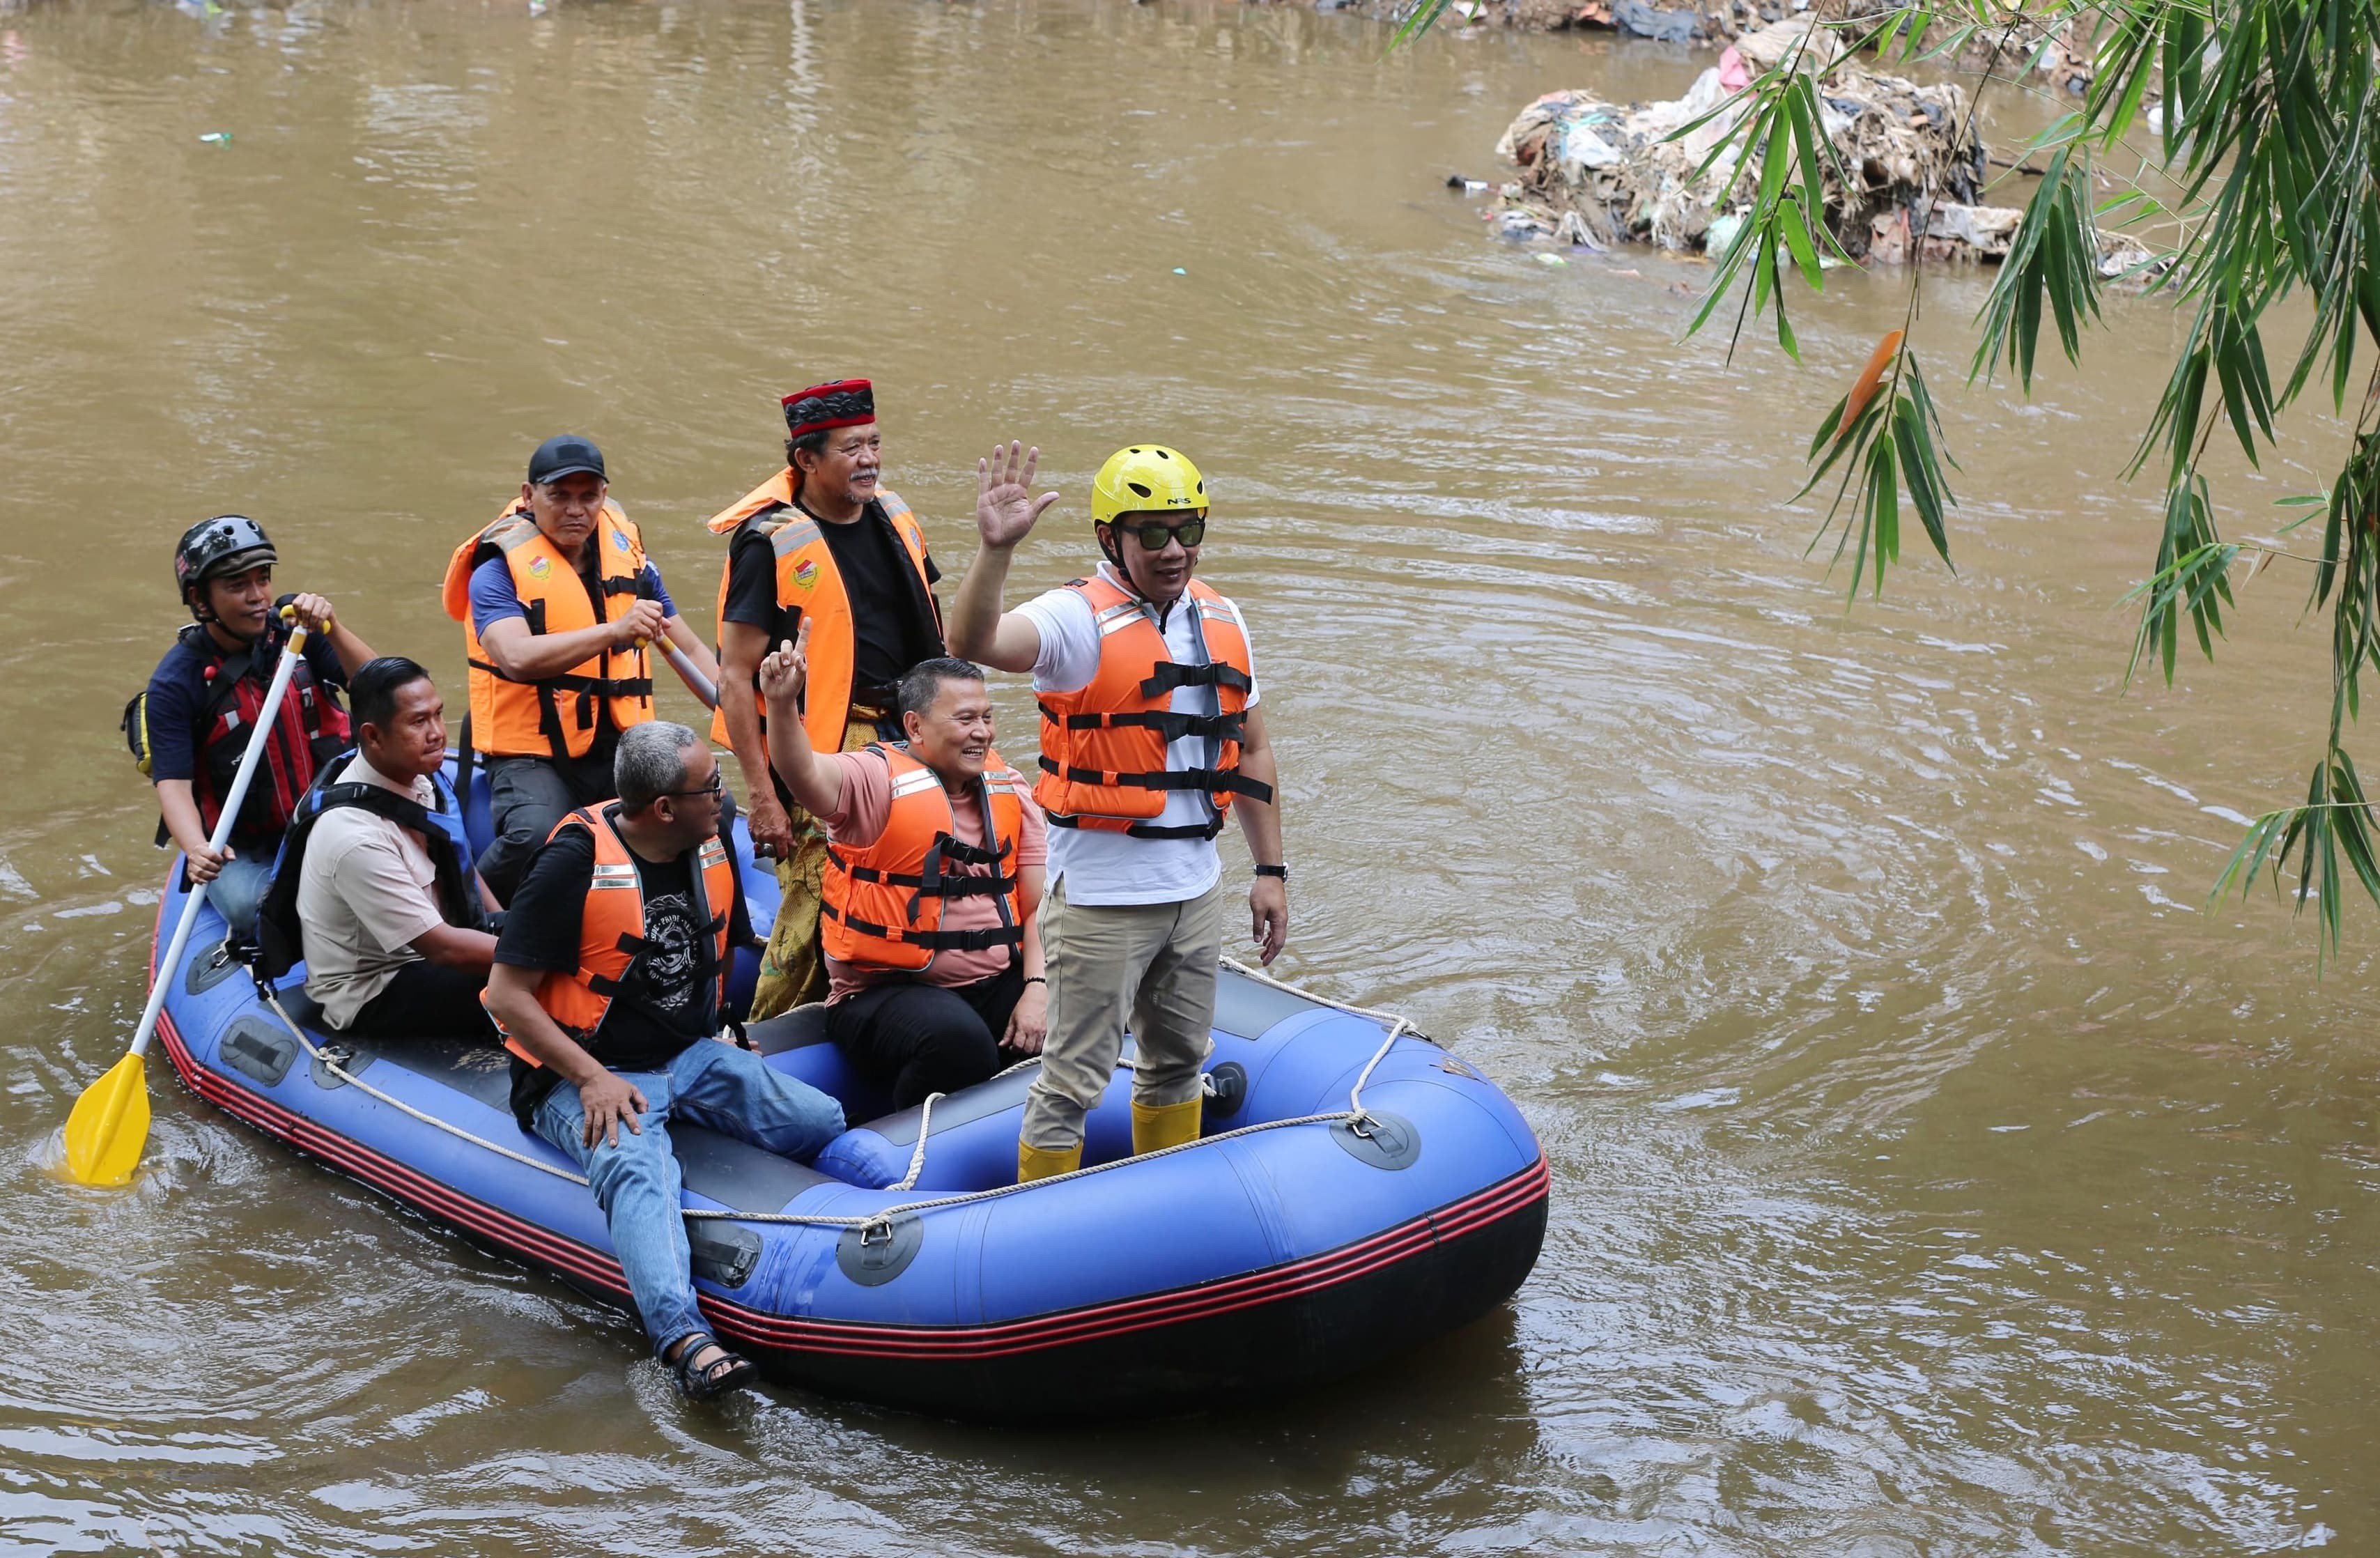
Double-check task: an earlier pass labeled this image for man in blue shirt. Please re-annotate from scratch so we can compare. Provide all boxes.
[442,435,720,904]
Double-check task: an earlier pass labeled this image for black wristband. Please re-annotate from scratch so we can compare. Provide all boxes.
[1021,975,1047,986]
[1253,864,1288,880]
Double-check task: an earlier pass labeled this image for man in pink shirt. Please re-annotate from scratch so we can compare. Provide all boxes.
[760,632,1047,1106]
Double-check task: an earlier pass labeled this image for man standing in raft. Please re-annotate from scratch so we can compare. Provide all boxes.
[708,380,948,1020]
[128,516,377,935]
[483,721,845,1400]
[947,443,1288,1184]
[443,435,720,904]
[760,640,1049,1107]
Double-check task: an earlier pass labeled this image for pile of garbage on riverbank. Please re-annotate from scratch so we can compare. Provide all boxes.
[1281,0,2091,91]
[1481,18,2153,272]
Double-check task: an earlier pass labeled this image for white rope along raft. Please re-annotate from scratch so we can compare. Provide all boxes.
[252,955,1419,1244]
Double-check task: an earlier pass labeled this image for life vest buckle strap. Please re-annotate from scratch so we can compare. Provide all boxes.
[899,924,1026,952]
[1126,819,1227,840]
[1044,812,1225,840]
[1138,661,1252,699]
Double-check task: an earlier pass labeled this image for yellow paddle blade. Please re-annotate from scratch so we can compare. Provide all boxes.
[64,1051,150,1187]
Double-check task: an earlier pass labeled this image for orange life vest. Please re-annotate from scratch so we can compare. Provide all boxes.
[820,744,1030,973]
[486,804,738,1067]
[704,472,939,753]
[1034,575,1269,840]
[440,500,656,761]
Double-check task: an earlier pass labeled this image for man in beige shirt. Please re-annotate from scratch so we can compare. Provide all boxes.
[288,658,499,1040]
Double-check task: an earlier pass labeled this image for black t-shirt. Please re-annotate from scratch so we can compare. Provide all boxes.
[720,498,943,700]
[497,819,751,1120]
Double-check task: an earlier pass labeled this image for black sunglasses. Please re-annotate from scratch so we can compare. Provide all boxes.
[662,771,725,803]
[1115,516,1207,551]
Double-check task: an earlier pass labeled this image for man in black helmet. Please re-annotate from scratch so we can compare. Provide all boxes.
[125,516,376,934]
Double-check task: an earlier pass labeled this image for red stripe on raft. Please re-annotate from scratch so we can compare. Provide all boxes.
[709,1159,1553,1359]
[157,1012,631,1298]
[157,1009,1549,1361]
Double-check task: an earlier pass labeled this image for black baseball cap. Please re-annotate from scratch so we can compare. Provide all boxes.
[527,434,606,486]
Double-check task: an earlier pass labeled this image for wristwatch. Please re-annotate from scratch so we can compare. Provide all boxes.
[1253,864,1288,880]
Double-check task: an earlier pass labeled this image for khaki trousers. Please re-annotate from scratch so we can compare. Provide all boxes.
[1020,873,1226,1153]
[747,712,885,1021]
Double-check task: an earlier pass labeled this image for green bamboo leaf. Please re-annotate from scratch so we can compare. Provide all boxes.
[1779,194,1823,290]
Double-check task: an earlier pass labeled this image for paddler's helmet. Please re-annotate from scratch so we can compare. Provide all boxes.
[1090,445,1206,540]
[173,515,277,619]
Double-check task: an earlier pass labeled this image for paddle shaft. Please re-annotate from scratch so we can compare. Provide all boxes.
[646,636,717,709]
[124,625,311,1063]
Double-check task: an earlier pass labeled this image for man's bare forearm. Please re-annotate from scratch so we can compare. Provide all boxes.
[947,543,1015,663]
[486,968,605,1086]
[718,630,780,807]
[764,695,843,817]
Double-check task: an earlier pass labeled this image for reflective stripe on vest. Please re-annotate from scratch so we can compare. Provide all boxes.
[485,806,736,1067]
[1032,576,1269,840]
[704,472,939,753]
[820,744,1026,974]
[440,500,656,761]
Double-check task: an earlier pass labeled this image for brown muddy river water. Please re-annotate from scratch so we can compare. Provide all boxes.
[1,0,2374,1552]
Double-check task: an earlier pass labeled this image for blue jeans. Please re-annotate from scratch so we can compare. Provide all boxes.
[205,854,273,938]
[532,1040,845,1357]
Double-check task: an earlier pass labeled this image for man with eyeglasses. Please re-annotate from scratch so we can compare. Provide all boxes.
[484,720,843,1401]
[947,442,1288,1184]
[442,434,721,904]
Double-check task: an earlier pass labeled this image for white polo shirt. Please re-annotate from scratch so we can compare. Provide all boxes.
[1015,563,1260,907]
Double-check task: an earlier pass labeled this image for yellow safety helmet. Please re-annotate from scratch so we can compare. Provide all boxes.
[1090,445,1207,529]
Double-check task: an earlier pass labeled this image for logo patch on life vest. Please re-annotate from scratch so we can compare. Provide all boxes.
[527,555,552,580]
[792,559,819,591]
[612,530,631,552]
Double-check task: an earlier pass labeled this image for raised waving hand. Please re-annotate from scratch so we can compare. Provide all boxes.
[975,441,1060,550]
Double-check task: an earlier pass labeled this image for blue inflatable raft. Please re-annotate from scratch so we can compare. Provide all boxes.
[150,756,1548,1421]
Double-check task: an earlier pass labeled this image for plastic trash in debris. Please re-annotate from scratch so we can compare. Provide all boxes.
[1494,45,1984,257]
[1563,121,1622,171]
[1610,0,1698,43]
[1703,211,1744,254]
[1172,267,1187,275]
[198,131,232,144]
[1534,252,1568,268]
[1445,173,1492,193]
[529,0,549,14]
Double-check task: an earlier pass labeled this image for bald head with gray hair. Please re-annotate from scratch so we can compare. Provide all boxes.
[615,720,704,811]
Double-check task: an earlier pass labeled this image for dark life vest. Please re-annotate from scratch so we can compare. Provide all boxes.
[124,616,350,850]
[252,752,484,982]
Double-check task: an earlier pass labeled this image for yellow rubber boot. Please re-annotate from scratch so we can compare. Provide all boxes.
[1017,1139,1081,1184]
[1131,1097,1203,1156]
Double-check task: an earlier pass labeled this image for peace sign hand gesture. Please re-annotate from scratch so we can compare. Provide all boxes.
[976,441,1060,550]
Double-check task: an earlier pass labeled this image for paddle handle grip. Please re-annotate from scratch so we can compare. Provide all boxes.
[126,625,311,1061]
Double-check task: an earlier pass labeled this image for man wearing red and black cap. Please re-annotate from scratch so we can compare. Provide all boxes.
[706,379,948,1019]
